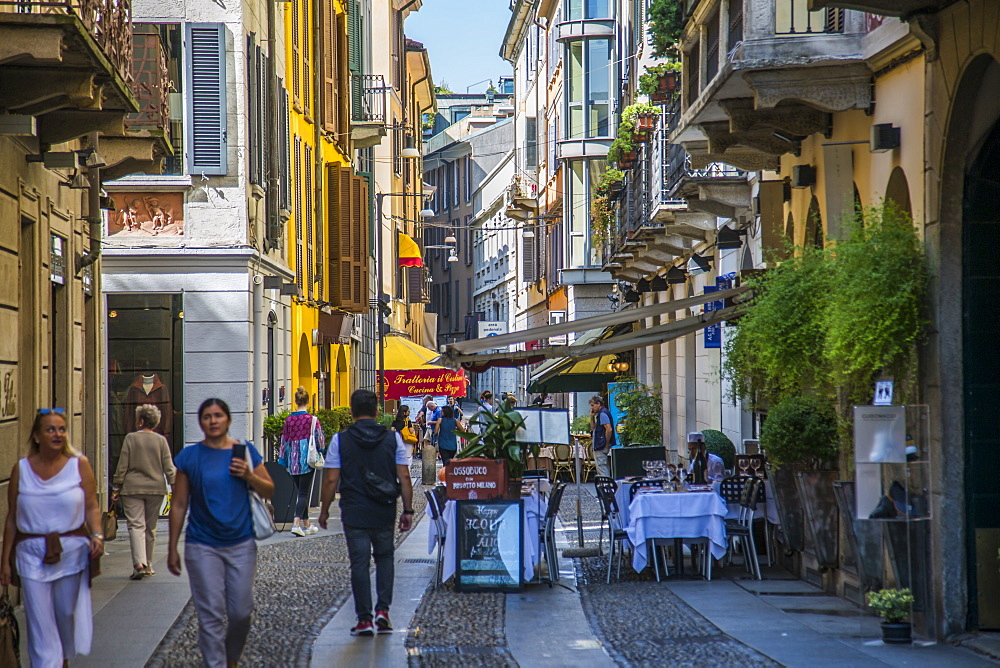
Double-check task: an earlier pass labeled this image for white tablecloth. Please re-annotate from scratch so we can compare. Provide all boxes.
[428,490,548,583]
[625,490,728,572]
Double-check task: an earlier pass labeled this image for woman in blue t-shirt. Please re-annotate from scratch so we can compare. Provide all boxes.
[166,398,274,667]
[435,405,460,466]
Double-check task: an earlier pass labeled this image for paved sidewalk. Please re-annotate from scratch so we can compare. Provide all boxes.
[309,514,436,667]
[668,573,995,667]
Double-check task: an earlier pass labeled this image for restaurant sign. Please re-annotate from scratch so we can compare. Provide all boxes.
[379,368,468,400]
[446,458,508,500]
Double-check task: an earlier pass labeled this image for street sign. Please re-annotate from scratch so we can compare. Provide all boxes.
[478,321,509,338]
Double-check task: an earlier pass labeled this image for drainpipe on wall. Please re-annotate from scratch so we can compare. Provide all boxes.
[313,0,328,407]
[77,132,102,274]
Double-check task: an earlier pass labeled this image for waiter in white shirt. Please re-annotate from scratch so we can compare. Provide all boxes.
[686,432,726,482]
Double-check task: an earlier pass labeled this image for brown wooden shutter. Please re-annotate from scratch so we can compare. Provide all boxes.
[407,266,427,304]
[302,5,311,117]
[327,164,369,313]
[322,3,338,133]
[337,11,350,150]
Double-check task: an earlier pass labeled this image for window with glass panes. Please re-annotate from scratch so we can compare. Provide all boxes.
[566,39,612,140]
[566,159,606,268]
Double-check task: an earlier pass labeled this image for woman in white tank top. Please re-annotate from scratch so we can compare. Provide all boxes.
[0,409,104,668]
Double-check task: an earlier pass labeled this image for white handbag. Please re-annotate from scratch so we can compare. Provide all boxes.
[244,443,276,540]
[306,416,324,469]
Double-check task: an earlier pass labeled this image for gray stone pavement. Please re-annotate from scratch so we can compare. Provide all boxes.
[14,474,997,667]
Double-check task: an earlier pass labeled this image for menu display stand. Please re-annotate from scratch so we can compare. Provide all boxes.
[854,404,936,643]
[455,499,524,592]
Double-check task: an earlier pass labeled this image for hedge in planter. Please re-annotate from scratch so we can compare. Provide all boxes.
[760,395,839,469]
[703,429,735,470]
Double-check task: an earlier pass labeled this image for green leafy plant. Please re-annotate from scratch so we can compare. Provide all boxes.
[263,410,292,441]
[649,0,684,58]
[760,395,839,469]
[591,168,624,249]
[703,429,736,470]
[638,61,682,96]
[825,203,928,404]
[866,588,914,623]
[571,415,592,435]
[723,200,927,421]
[457,402,534,479]
[613,377,662,446]
[376,414,394,428]
[723,245,832,406]
[316,407,354,438]
[607,115,637,165]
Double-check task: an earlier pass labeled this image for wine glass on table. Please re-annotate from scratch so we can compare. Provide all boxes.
[641,460,652,479]
[739,456,750,478]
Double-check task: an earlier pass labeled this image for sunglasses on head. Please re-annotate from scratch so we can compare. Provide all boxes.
[38,408,66,415]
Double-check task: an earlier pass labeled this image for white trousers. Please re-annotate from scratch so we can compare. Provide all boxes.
[21,569,92,668]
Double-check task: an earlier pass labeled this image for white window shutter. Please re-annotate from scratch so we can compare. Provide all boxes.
[186,23,228,176]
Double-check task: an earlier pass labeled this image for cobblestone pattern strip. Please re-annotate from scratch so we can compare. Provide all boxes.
[147,463,428,668]
[404,579,517,667]
[558,484,779,667]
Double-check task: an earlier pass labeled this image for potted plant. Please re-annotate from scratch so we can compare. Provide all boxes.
[759,394,840,568]
[621,103,661,141]
[639,61,683,102]
[456,402,531,497]
[867,588,914,644]
[608,378,666,478]
[608,116,637,168]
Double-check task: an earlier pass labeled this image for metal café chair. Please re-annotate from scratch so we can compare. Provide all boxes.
[594,479,630,583]
[724,477,763,580]
[593,475,617,554]
[552,443,575,482]
[628,478,664,504]
[539,482,568,585]
[424,488,448,587]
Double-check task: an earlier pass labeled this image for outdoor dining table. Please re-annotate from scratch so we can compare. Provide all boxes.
[621,487,729,573]
[427,486,548,583]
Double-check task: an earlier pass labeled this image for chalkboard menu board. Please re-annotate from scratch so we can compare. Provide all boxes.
[455,499,523,592]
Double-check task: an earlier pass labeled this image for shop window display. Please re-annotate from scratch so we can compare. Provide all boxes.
[107,294,184,490]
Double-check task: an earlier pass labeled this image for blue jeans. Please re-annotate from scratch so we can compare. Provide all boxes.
[344,525,395,621]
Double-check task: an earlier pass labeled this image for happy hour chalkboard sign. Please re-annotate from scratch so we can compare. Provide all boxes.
[455,499,523,592]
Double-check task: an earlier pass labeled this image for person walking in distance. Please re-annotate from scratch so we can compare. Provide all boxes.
[589,395,616,478]
[318,389,414,637]
[113,403,177,579]
[435,405,460,466]
[1,408,104,667]
[167,398,274,667]
[278,387,326,536]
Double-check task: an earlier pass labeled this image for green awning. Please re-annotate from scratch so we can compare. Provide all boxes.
[527,326,626,393]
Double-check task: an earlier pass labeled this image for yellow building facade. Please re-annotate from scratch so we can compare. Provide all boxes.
[284,0,357,409]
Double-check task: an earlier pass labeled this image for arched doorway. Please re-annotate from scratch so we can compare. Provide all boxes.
[939,53,1000,631]
[297,334,312,399]
[805,196,823,249]
[885,166,912,216]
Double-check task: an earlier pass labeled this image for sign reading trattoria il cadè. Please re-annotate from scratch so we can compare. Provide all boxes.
[378,368,468,400]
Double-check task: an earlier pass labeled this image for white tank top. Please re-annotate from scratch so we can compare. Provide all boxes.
[15,457,90,582]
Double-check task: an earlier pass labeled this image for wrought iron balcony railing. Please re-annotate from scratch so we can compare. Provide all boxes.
[128,28,169,138]
[0,0,133,83]
[351,74,386,125]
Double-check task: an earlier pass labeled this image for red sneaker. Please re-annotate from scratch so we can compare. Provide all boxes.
[350,620,375,637]
[374,609,392,634]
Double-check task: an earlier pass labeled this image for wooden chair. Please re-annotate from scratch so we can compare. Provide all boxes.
[582,441,597,482]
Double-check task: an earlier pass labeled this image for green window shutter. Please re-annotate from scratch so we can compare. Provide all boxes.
[186,23,228,176]
[348,0,364,120]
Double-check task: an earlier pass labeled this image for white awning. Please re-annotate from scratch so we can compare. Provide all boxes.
[441,284,750,357]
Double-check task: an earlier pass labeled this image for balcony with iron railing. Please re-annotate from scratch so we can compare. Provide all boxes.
[601,104,724,281]
[350,73,388,148]
[0,0,136,124]
[670,0,870,173]
[98,27,173,180]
